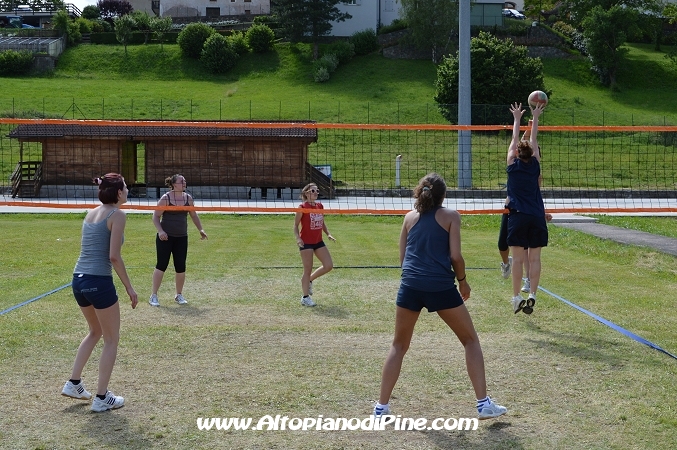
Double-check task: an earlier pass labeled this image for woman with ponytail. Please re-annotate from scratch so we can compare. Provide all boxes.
[374,173,507,421]
[61,173,138,412]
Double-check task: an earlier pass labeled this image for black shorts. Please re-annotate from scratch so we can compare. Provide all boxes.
[156,235,188,273]
[300,241,326,251]
[396,285,464,313]
[507,211,549,249]
[72,274,118,310]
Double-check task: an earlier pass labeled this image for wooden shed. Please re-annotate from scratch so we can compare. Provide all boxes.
[8,121,334,198]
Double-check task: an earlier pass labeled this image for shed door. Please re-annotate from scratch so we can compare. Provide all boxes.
[121,141,138,184]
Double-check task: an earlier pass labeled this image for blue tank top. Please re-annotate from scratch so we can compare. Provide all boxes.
[401,207,456,292]
[73,209,118,276]
[506,158,545,217]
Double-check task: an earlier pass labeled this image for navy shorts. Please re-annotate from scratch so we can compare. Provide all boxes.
[396,284,464,313]
[72,274,119,310]
[507,211,549,249]
[300,241,326,251]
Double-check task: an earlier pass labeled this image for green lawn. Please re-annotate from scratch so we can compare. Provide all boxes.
[0,41,676,125]
[1,214,676,449]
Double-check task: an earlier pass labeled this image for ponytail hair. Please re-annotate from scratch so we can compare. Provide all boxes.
[93,173,124,204]
[413,173,446,213]
[517,140,533,162]
[165,174,184,189]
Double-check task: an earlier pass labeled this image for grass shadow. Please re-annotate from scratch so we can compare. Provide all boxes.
[82,413,153,448]
[422,425,523,450]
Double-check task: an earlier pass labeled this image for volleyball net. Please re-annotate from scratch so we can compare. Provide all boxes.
[1,118,676,214]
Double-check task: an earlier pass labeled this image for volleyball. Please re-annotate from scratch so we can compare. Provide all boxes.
[528,90,548,109]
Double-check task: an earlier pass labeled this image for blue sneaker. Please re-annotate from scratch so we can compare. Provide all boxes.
[478,398,507,420]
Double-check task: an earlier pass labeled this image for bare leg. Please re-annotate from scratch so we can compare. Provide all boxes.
[310,246,333,282]
[523,253,530,282]
[527,247,542,295]
[69,306,103,380]
[437,305,487,400]
[93,302,121,396]
[510,246,526,297]
[379,306,420,405]
[175,272,186,295]
[499,249,510,265]
[151,268,165,295]
[299,249,314,296]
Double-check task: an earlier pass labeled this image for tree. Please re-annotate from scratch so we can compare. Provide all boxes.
[131,10,152,44]
[201,34,239,74]
[52,9,81,46]
[81,5,101,20]
[273,0,351,59]
[582,6,639,87]
[97,0,133,20]
[114,14,135,55]
[150,16,173,51]
[177,22,215,59]
[400,0,459,63]
[666,3,677,65]
[561,0,659,27]
[434,31,547,125]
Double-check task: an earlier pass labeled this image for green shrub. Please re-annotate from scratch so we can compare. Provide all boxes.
[378,18,407,35]
[177,22,215,58]
[314,53,339,73]
[324,40,354,64]
[227,31,249,56]
[246,24,275,53]
[313,66,330,83]
[75,17,93,34]
[81,5,101,20]
[201,33,239,74]
[350,29,379,55]
[0,50,34,76]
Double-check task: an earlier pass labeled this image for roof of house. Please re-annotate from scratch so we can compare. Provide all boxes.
[8,121,319,140]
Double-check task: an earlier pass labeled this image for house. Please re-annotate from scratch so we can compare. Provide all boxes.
[127,0,270,18]
[7,121,336,199]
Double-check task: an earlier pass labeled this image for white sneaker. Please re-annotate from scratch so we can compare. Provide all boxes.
[175,293,188,305]
[308,281,313,295]
[521,278,531,293]
[511,295,526,314]
[149,294,159,307]
[478,397,508,420]
[500,256,512,279]
[523,293,536,315]
[374,403,390,418]
[91,391,124,412]
[301,295,316,307]
[61,380,92,400]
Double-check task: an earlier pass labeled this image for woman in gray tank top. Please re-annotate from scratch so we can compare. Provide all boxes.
[150,174,207,307]
[62,173,138,413]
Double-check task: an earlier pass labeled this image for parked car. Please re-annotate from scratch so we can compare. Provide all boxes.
[502,8,527,20]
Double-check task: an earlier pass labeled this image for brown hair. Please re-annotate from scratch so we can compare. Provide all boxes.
[413,173,446,213]
[93,173,125,204]
[165,174,185,189]
[517,140,533,161]
[300,183,318,202]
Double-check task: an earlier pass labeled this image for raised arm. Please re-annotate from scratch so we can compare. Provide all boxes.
[508,103,525,165]
[529,104,545,162]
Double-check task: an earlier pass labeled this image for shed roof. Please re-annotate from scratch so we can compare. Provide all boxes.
[8,122,319,140]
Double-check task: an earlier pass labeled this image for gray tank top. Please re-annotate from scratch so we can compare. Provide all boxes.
[73,209,118,276]
[160,193,189,237]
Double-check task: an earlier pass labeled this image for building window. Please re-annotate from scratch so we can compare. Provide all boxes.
[206,7,220,17]
[344,0,357,4]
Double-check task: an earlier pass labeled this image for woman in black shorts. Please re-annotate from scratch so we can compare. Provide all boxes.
[374,173,507,421]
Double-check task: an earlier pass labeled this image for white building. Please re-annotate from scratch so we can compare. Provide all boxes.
[127,0,270,18]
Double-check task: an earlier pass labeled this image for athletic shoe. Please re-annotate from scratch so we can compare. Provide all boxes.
[149,294,159,307]
[500,256,512,279]
[61,380,92,400]
[478,398,508,420]
[301,295,316,307]
[523,294,536,315]
[511,295,526,314]
[374,403,390,418]
[91,391,124,412]
[175,293,188,305]
[521,278,531,293]
[308,281,313,295]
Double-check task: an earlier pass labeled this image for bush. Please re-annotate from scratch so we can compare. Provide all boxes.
[81,5,101,20]
[177,22,215,58]
[434,31,548,125]
[246,24,275,53]
[325,40,354,64]
[350,29,379,55]
[314,53,339,73]
[0,50,34,76]
[313,66,330,83]
[227,31,249,56]
[75,17,93,34]
[378,18,407,35]
[201,33,239,74]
